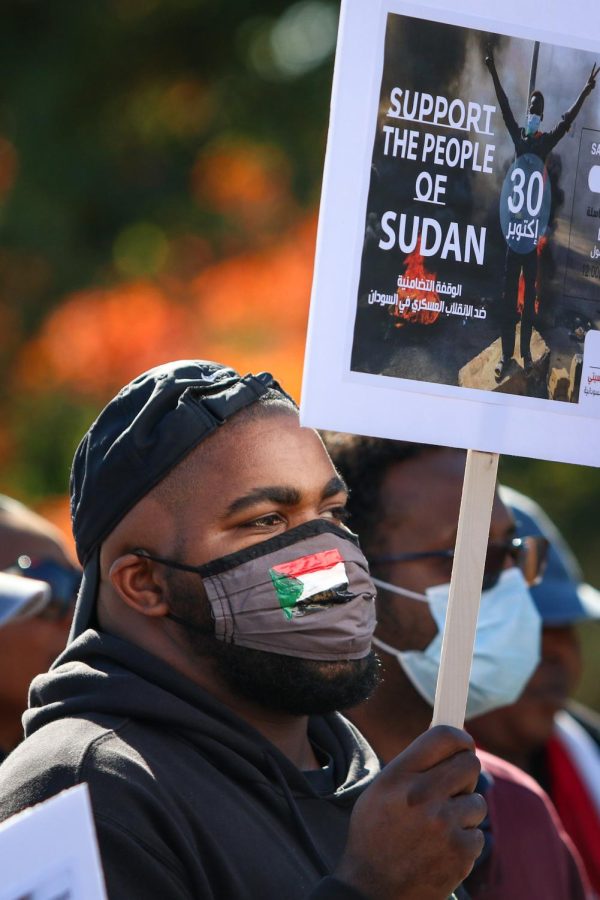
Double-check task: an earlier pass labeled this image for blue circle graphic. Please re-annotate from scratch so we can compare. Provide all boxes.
[499,154,551,255]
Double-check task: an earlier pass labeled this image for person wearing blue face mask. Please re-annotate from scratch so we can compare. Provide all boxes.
[325,433,590,900]
[470,487,600,896]
[484,47,598,381]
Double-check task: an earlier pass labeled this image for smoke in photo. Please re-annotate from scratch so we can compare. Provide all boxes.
[351,13,600,404]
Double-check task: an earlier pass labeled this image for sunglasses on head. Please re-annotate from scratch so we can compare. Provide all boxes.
[4,556,81,620]
[368,535,549,591]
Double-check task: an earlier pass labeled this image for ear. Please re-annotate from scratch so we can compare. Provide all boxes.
[108,554,170,618]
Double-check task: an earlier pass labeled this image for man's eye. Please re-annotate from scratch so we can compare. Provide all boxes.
[323,506,350,524]
[244,513,284,528]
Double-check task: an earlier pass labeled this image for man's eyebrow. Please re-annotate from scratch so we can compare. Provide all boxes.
[224,476,348,518]
[322,475,348,499]
[225,486,302,517]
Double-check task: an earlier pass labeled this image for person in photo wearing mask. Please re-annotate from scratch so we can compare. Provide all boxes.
[485,47,598,379]
[325,433,589,899]
[0,361,488,900]
[470,487,600,896]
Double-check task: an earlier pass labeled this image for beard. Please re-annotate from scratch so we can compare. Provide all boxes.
[213,643,381,716]
[166,573,382,716]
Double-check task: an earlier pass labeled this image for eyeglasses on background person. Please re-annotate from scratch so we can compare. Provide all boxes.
[368,535,549,591]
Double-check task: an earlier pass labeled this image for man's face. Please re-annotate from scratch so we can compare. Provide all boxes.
[169,411,351,563]
[469,624,581,755]
[524,625,582,712]
[529,93,543,117]
[369,448,515,651]
[129,409,380,715]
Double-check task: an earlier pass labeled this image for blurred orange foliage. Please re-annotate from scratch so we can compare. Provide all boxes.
[14,213,316,404]
[188,213,316,399]
[192,139,294,237]
[15,282,192,398]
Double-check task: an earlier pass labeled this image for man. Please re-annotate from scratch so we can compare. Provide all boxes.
[0,361,486,900]
[325,434,589,899]
[469,487,600,895]
[0,496,80,760]
[485,48,598,378]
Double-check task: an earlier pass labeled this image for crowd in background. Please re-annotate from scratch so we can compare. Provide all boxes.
[0,373,599,897]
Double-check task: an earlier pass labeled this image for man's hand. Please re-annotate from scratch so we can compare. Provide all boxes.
[484,43,496,73]
[335,726,486,900]
[585,62,600,94]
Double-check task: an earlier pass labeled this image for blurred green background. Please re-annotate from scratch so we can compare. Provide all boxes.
[0,0,598,708]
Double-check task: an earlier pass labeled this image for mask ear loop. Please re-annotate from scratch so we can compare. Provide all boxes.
[137,549,375,622]
[132,549,203,574]
[371,634,404,657]
[132,549,214,630]
[370,576,428,602]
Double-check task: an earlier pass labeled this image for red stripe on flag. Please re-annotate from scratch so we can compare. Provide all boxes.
[271,549,343,579]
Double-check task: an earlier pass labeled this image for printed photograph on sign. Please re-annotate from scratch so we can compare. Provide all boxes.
[350,12,600,405]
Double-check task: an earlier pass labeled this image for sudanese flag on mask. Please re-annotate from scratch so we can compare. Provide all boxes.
[269,549,352,619]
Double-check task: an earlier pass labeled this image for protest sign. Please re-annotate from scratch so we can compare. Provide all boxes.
[301,0,600,727]
[302,0,600,468]
[0,784,107,900]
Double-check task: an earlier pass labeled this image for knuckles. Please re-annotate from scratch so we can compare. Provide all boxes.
[451,825,486,866]
[427,724,475,750]
[340,730,487,899]
[469,791,488,822]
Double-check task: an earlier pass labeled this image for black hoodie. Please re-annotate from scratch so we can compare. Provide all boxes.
[0,631,378,899]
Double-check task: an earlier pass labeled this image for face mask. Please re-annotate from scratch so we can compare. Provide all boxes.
[136,520,376,662]
[371,567,541,719]
[525,113,541,136]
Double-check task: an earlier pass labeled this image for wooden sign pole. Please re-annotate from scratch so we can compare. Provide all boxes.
[430,449,500,729]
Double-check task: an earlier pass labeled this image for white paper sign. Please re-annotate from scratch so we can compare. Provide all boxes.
[0,785,107,900]
[301,0,600,467]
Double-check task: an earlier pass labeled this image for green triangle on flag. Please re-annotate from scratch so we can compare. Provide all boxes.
[269,570,305,619]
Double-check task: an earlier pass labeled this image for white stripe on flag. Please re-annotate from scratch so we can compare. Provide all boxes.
[297,561,347,601]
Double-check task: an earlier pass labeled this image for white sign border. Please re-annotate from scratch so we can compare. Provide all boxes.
[301,0,600,467]
[0,784,107,900]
